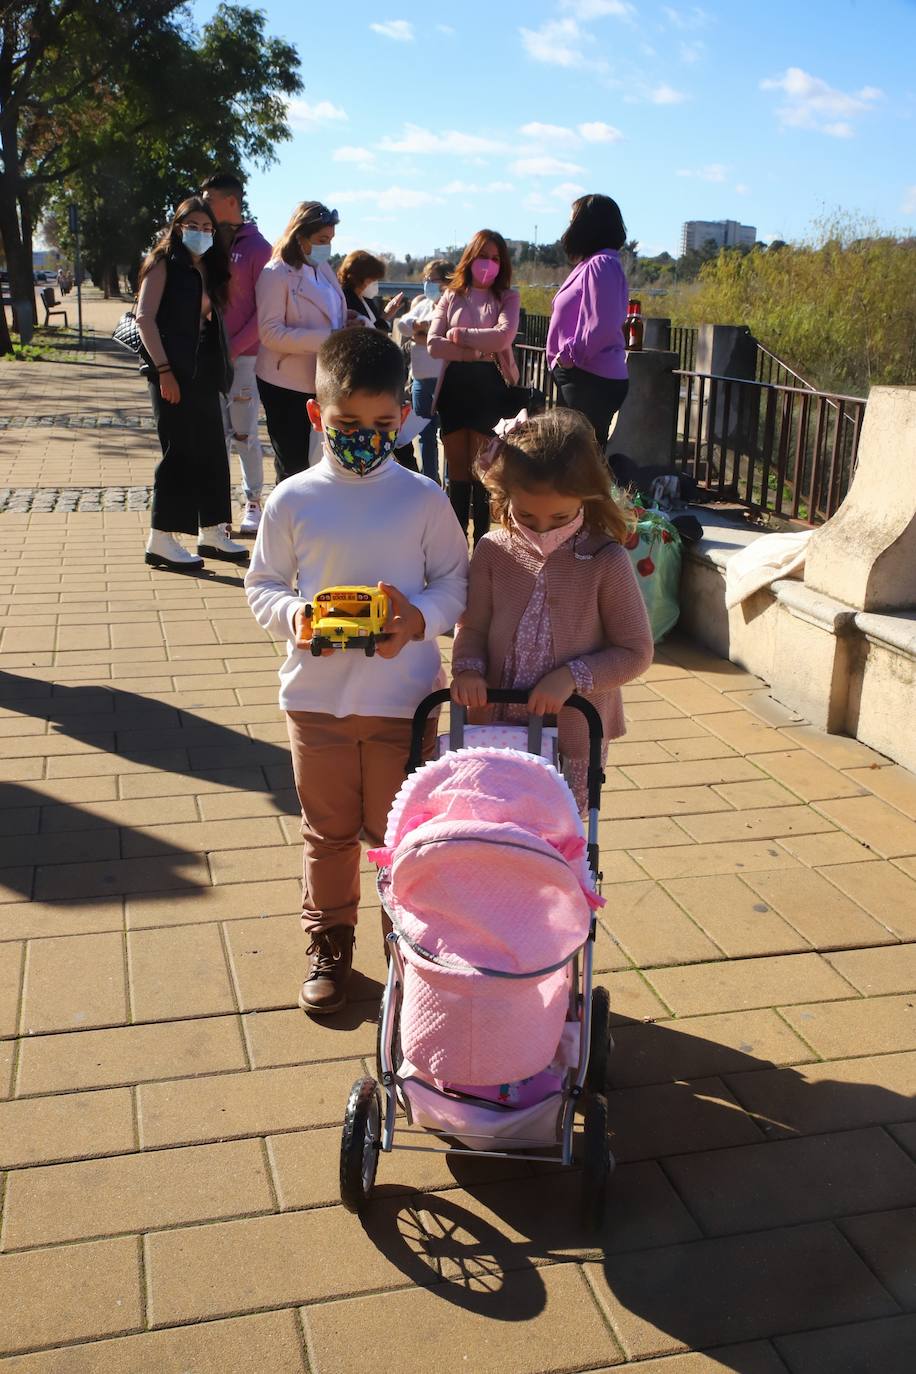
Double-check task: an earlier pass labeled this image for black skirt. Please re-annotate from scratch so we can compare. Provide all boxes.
[436,360,508,437]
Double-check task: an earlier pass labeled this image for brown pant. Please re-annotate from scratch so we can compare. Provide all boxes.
[286,710,434,935]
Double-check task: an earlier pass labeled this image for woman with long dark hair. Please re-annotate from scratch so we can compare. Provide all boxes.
[547,194,630,452]
[427,228,520,545]
[136,195,247,570]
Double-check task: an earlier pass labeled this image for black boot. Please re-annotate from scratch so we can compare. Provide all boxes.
[449,479,471,537]
[471,480,491,545]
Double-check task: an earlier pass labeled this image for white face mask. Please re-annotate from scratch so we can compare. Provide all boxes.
[361,280,380,300]
[305,241,332,265]
[182,228,213,257]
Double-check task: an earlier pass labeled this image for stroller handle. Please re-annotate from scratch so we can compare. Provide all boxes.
[407,688,605,812]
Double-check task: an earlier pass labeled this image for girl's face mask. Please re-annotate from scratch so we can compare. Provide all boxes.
[423,280,441,300]
[511,507,584,557]
[182,228,213,257]
[325,425,399,476]
[361,280,380,300]
[470,257,499,287]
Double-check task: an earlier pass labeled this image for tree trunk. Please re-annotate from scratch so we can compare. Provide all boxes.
[103,263,120,297]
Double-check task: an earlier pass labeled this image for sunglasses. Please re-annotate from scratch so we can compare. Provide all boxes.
[312,205,340,226]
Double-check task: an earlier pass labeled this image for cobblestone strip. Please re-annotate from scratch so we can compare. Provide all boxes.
[0,485,253,513]
[0,414,155,429]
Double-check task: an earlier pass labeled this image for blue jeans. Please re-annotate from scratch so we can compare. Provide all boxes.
[411,377,440,483]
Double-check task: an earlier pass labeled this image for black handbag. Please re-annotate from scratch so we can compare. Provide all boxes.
[112,309,141,353]
[498,383,546,420]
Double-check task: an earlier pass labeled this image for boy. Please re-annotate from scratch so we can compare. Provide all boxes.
[246,329,468,1013]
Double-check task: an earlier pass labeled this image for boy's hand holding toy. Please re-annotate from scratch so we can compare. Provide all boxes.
[293,607,334,655]
[375,582,425,659]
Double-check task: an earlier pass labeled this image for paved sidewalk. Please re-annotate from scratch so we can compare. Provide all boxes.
[0,358,915,1372]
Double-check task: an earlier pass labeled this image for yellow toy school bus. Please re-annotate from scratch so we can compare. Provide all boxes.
[303,586,390,657]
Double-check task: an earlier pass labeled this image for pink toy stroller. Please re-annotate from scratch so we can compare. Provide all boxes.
[338,689,613,1227]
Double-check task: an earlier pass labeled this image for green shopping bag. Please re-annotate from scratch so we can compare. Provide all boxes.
[624,507,683,643]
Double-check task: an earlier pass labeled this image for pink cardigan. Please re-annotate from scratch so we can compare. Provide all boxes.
[427,286,520,406]
[453,527,654,759]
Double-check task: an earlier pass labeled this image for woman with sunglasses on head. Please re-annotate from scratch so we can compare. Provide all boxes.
[427,229,520,545]
[136,195,248,571]
[255,202,349,482]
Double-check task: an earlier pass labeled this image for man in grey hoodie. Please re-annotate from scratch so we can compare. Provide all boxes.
[202,173,272,534]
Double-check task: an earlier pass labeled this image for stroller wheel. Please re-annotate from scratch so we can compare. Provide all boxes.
[585,985,612,1094]
[340,1077,382,1213]
[580,1092,612,1232]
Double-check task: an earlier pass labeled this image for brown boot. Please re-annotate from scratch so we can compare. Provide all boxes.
[298,926,354,1015]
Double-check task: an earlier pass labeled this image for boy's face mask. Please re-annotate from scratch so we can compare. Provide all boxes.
[325,425,399,476]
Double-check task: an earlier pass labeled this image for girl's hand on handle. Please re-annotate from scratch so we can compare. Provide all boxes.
[376,582,425,659]
[451,670,488,709]
[159,372,181,405]
[527,666,576,717]
[293,606,333,656]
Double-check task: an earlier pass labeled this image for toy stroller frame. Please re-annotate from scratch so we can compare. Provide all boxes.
[339,688,613,1225]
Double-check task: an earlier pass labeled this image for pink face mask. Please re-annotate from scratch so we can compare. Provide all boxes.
[471,257,499,287]
[511,508,584,558]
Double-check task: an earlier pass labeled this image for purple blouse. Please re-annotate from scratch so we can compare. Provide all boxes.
[546,249,629,380]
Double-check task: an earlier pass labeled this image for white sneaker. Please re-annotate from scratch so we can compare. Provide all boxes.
[198,523,249,562]
[145,529,203,571]
[239,500,262,536]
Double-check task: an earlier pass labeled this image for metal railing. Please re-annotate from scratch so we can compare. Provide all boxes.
[673,371,866,523]
[754,343,815,391]
[670,325,697,372]
[515,343,558,406]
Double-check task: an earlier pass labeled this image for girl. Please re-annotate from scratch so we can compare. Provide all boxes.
[136,196,248,571]
[427,229,520,545]
[397,258,454,483]
[255,201,348,482]
[338,250,405,332]
[547,193,630,451]
[451,408,653,811]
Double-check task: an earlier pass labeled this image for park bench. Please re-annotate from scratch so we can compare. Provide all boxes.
[40,285,68,328]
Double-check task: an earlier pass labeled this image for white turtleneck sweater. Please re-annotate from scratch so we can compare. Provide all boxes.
[245,453,469,718]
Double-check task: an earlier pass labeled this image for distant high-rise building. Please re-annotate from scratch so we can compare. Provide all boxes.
[680,220,757,255]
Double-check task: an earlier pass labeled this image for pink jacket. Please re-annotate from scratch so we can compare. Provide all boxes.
[427,286,520,406]
[255,258,347,394]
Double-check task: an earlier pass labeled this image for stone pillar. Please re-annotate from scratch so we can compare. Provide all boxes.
[805,386,916,612]
[643,317,670,350]
[607,349,678,485]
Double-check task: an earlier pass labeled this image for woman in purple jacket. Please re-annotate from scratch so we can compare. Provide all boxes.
[546,194,629,452]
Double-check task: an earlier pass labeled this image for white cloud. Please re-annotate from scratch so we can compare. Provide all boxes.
[901,186,916,216]
[378,123,506,156]
[760,67,882,136]
[676,163,728,182]
[552,181,587,199]
[511,155,587,177]
[662,6,711,28]
[520,18,609,71]
[287,99,347,130]
[650,83,687,104]
[441,179,515,195]
[578,120,623,142]
[560,0,634,18]
[679,40,704,63]
[735,182,751,196]
[524,192,551,212]
[369,20,414,42]
[330,187,442,210]
[332,145,375,165]
[520,121,580,146]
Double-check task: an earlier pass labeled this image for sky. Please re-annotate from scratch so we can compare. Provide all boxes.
[191,0,916,261]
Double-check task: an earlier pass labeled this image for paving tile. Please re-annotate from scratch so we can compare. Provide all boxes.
[17,1014,247,1094]
[597,817,693,850]
[33,852,210,900]
[725,691,806,727]
[608,1010,815,1089]
[2,1138,275,1249]
[0,939,24,1036]
[742,868,895,949]
[598,786,733,820]
[815,795,916,859]
[606,1077,763,1162]
[675,806,833,844]
[602,880,721,966]
[780,994,916,1058]
[826,943,916,996]
[696,712,788,754]
[605,969,673,1023]
[0,827,120,867]
[598,850,650,884]
[0,1087,135,1168]
[889,1122,916,1162]
[631,840,799,881]
[0,1236,142,1357]
[223,910,387,1011]
[775,1314,916,1374]
[846,764,916,819]
[208,842,301,886]
[0,1039,13,1097]
[605,740,674,766]
[20,931,127,1035]
[621,718,712,742]
[619,759,763,789]
[663,875,808,958]
[0,896,125,942]
[646,953,856,1016]
[40,794,199,832]
[243,1004,378,1067]
[119,765,268,799]
[121,815,286,859]
[137,1058,363,1147]
[820,862,916,940]
[594,917,634,972]
[125,877,300,929]
[840,1207,916,1309]
[586,1223,897,1360]
[776,828,882,866]
[198,787,299,820]
[0,1309,309,1374]
[746,748,867,802]
[304,1263,622,1374]
[650,680,737,716]
[665,1127,916,1235]
[779,724,892,769]
[127,923,237,1021]
[724,1051,916,1137]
